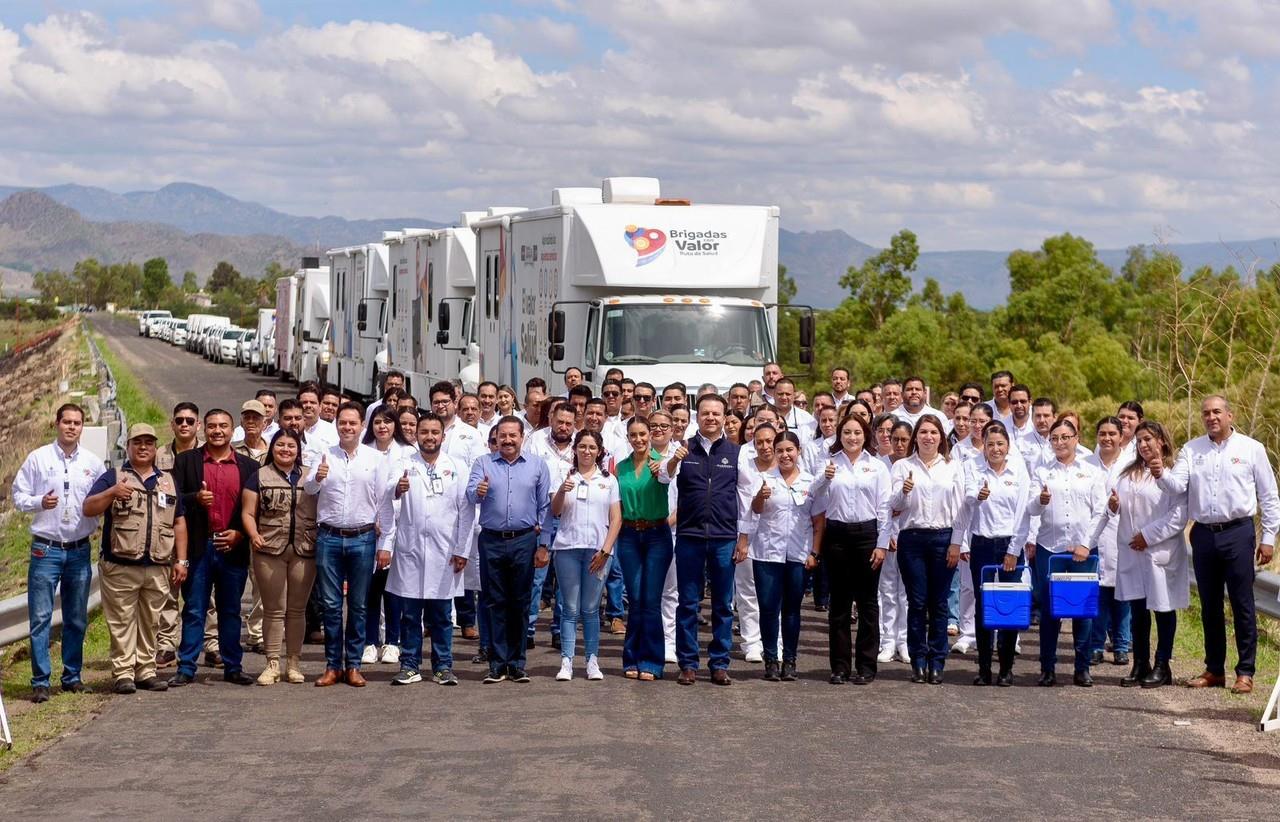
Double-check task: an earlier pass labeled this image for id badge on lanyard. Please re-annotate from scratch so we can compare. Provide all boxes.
[576,481,589,502]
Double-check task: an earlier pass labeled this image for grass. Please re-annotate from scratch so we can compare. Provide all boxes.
[0,512,34,600]
[90,330,167,430]
[0,317,60,353]
[1169,590,1280,722]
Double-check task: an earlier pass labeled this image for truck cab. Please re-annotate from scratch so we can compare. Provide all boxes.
[327,243,391,399]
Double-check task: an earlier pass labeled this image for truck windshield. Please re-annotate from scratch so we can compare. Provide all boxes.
[599,303,773,366]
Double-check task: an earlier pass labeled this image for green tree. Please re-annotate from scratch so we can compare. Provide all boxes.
[208,261,241,292]
[182,270,199,292]
[142,257,170,307]
[839,229,917,330]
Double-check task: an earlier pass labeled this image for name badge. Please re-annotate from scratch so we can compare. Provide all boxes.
[576,482,589,501]
[431,477,444,496]
[157,492,169,509]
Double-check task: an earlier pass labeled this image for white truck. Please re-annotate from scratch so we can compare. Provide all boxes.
[250,308,275,373]
[273,258,331,383]
[383,210,501,397]
[137,309,171,336]
[326,242,391,399]
[471,177,812,398]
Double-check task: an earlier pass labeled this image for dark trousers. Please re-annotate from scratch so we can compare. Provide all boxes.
[805,561,830,608]
[454,590,477,629]
[897,527,956,671]
[754,559,805,663]
[177,541,249,677]
[825,520,881,677]
[1130,598,1177,667]
[478,530,537,675]
[968,535,1018,674]
[397,596,454,674]
[1032,547,1094,674]
[365,566,402,647]
[1191,520,1257,677]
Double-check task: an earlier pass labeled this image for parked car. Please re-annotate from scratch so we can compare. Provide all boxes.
[217,327,248,364]
[137,310,171,336]
[172,320,188,347]
[235,330,256,367]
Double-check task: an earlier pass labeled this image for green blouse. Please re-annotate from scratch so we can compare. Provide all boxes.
[615,449,670,521]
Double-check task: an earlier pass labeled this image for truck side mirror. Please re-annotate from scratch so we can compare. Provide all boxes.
[436,330,448,345]
[549,309,566,344]
[799,348,813,365]
[438,301,450,331]
[549,343,565,362]
[799,314,815,348]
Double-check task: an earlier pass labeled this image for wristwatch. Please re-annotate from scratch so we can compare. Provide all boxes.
[177,560,190,568]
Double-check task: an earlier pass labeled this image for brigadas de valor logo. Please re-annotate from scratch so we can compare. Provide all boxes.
[624,225,667,266]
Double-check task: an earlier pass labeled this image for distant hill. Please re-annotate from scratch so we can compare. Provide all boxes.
[0,191,307,284]
[0,182,443,249]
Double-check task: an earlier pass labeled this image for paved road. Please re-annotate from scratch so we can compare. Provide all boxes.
[3,314,1278,819]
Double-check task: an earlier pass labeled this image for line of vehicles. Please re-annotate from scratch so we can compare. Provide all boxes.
[135,177,815,400]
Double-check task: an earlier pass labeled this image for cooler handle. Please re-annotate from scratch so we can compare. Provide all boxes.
[1047,552,1099,574]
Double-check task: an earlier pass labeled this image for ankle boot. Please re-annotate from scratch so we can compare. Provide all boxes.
[285,655,305,684]
[1141,660,1172,689]
[256,658,280,686]
[1120,660,1152,688]
[763,661,780,682]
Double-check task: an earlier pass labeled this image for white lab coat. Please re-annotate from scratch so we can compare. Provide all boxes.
[377,452,476,601]
[1112,471,1190,611]
[1085,452,1126,586]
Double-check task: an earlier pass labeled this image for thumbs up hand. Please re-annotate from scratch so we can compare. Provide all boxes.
[672,444,689,463]
[42,488,59,510]
[977,479,990,502]
[824,460,836,480]
[476,473,490,498]
[1108,488,1120,514]
[560,475,576,495]
[1148,454,1164,479]
[315,453,329,482]
[396,469,410,497]
[112,474,134,502]
[755,479,771,502]
[196,480,214,509]
[902,470,914,495]
[1039,483,1051,506]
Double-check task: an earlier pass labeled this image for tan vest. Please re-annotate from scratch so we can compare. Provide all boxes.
[109,466,179,563]
[232,441,269,465]
[254,463,317,557]
[156,440,199,472]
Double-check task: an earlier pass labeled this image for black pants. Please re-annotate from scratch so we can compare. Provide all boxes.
[1190,520,1256,677]
[968,535,1018,675]
[1130,598,1177,667]
[824,519,881,677]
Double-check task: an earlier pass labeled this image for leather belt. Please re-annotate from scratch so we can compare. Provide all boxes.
[33,536,91,550]
[481,526,534,540]
[319,523,376,538]
[1199,517,1252,533]
[622,519,667,531]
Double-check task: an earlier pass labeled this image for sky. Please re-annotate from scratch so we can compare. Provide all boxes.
[0,0,1276,250]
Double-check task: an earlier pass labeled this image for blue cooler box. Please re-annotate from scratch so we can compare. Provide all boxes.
[1048,553,1100,620]
[981,565,1031,630]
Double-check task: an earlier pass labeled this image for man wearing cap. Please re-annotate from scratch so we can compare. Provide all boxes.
[232,389,278,443]
[12,403,105,703]
[83,424,189,694]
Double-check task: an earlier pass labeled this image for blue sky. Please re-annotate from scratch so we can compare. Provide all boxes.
[0,1,1275,250]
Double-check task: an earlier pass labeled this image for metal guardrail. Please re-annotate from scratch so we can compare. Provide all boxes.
[0,567,101,648]
[1254,571,1280,620]
[85,328,126,466]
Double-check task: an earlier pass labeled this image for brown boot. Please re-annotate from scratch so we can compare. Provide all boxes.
[285,655,305,684]
[1185,671,1226,688]
[315,668,341,687]
[345,668,367,687]
[1231,675,1254,694]
[255,658,280,686]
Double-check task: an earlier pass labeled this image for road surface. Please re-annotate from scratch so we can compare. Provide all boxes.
[1,314,1277,819]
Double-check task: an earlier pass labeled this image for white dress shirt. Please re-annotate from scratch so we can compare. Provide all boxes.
[890,453,966,531]
[1157,429,1280,544]
[477,412,499,440]
[741,468,826,563]
[1021,458,1108,553]
[525,428,574,472]
[548,465,619,552]
[377,452,475,601]
[802,435,835,477]
[1111,471,1190,611]
[809,449,892,550]
[442,418,487,467]
[953,438,983,466]
[1085,452,1126,586]
[303,443,392,528]
[780,405,815,433]
[304,419,338,456]
[12,441,105,542]
[952,460,1029,554]
[893,404,953,435]
[737,455,774,536]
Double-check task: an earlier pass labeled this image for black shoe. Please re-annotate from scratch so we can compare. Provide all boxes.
[849,672,875,685]
[996,670,1014,687]
[509,668,531,683]
[550,632,561,648]
[829,672,847,685]
[1120,662,1152,688]
[1113,651,1130,666]
[1141,661,1173,689]
[248,642,265,655]
[1074,670,1094,688]
[814,604,829,613]
[471,648,489,664]
[223,670,254,686]
[973,670,992,686]
[763,661,780,682]
[136,677,169,692]
[203,651,223,668]
[525,637,535,650]
[928,668,944,685]
[910,666,927,684]
[1089,650,1104,665]
[780,661,798,682]
[31,685,51,703]
[167,672,195,687]
[61,681,89,694]
[112,678,136,695]
[1037,671,1057,687]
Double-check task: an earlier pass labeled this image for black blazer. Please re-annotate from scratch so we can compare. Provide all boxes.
[173,446,260,566]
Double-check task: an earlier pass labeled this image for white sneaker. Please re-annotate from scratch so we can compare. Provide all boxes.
[556,657,573,681]
[744,648,764,664]
[586,655,604,680]
[896,644,911,663]
[1015,637,1023,655]
[877,646,894,663]
[379,645,400,665]
[952,640,972,655]
[361,644,378,665]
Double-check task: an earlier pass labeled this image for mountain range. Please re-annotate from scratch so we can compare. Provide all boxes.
[1,182,1277,309]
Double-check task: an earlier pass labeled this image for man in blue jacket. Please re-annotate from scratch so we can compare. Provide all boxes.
[660,394,747,685]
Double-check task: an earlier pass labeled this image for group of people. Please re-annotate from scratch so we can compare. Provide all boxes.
[14,359,1278,699]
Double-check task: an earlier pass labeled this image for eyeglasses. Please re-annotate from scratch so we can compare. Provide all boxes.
[1049,434,1077,443]
[650,423,671,431]
[961,395,981,403]
[174,417,197,426]
[602,391,620,398]
[635,395,654,403]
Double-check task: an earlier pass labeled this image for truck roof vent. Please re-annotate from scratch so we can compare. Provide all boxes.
[301,256,320,269]
[459,211,487,228]
[602,177,661,204]
[552,187,603,206]
[486,206,527,217]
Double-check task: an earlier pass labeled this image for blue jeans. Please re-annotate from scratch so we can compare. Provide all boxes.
[616,524,673,676]
[527,562,562,639]
[178,541,250,677]
[604,559,626,620]
[674,535,736,671]
[315,529,376,671]
[1032,546,1095,674]
[478,530,537,675]
[948,571,961,627]
[1089,585,1132,655]
[365,567,402,647]
[27,539,92,688]
[753,559,804,663]
[397,595,453,673]
[896,528,956,671]
[454,590,477,629]
[477,589,493,654]
[555,549,607,659]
